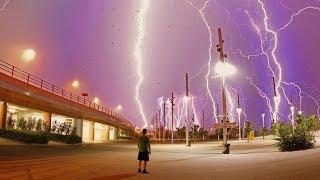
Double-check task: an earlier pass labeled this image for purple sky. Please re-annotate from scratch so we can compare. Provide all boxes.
[1,0,320,129]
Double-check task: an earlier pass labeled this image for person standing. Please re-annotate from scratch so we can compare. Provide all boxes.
[137,128,151,174]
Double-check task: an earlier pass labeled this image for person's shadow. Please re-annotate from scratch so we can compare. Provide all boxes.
[92,172,140,180]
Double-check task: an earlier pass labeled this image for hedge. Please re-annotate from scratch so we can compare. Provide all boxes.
[49,133,82,144]
[0,129,49,144]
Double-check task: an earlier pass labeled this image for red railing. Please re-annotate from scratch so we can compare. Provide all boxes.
[0,59,134,129]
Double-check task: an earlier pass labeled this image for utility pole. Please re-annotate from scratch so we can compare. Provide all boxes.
[262,113,265,139]
[159,109,161,140]
[216,28,228,151]
[272,76,277,123]
[202,110,205,140]
[290,94,295,131]
[185,72,190,147]
[155,113,158,140]
[163,102,166,142]
[237,93,242,141]
[171,92,175,144]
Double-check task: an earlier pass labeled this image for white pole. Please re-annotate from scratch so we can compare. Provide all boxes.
[290,106,295,131]
[262,113,265,139]
[236,108,242,141]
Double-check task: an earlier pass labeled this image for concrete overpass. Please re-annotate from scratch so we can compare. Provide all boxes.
[0,59,134,142]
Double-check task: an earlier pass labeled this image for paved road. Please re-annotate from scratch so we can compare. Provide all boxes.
[0,137,320,180]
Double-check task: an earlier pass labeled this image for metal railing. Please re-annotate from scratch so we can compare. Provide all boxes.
[0,59,133,129]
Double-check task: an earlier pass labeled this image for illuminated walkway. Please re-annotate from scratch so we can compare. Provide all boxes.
[0,137,320,179]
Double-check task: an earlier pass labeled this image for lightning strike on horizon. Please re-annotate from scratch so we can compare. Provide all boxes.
[247,77,273,119]
[134,0,149,128]
[186,0,218,124]
[258,0,285,123]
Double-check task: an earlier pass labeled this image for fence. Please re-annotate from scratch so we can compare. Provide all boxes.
[0,59,133,129]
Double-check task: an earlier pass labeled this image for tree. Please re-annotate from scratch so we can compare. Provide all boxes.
[199,127,209,140]
[191,124,200,140]
[17,117,27,131]
[215,128,223,141]
[6,114,15,129]
[176,126,186,140]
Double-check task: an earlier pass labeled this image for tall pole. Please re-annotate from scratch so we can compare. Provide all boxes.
[202,110,205,140]
[171,92,174,144]
[290,95,295,131]
[155,113,158,140]
[272,76,277,123]
[237,93,241,141]
[185,72,190,146]
[262,113,265,139]
[158,109,161,140]
[217,28,228,150]
[163,102,166,142]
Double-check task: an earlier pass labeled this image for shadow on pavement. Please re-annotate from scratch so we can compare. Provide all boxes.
[92,173,139,180]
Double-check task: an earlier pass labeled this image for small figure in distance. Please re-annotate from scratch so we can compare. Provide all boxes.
[137,128,151,174]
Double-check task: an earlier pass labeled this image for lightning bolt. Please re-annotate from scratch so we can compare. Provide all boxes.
[186,0,218,124]
[258,0,283,123]
[278,6,320,33]
[134,0,149,128]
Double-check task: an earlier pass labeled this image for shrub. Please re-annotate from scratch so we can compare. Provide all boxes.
[49,133,82,144]
[0,129,49,144]
[26,117,36,131]
[35,119,43,132]
[6,114,15,129]
[275,115,318,151]
[275,123,315,151]
[17,117,27,131]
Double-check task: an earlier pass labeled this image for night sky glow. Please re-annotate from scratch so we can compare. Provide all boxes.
[1,0,320,129]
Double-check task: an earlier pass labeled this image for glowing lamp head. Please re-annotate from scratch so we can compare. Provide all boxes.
[236,108,242,114]
[116,105,123,111]
[93,97,100,104]
[262,113,265,118]
[298,110,303,115]
[290,106,295,111]
[183,96,190,103]
[72,80,79,88]
[214,61,237,77]
[21,49,36,62]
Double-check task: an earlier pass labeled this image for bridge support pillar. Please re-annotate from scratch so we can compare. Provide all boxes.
[73,119,83,138]
[114,127,118,140]
[106,125,110,140]
[88,121,94,142]
[0,102,7,128]
[43,112,52,129]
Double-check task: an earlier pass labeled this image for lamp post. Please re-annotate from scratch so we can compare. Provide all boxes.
[262,113,265,139]
[236,108,242,141]
[215,28,236,152]
[185,73,190,147]
[290,106,295,131]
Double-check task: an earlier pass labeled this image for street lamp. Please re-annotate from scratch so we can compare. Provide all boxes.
[214,61,237,77]
[215,28,237,153]
[236,107,242,141]
[262,113,265,139]
[93,97,99,104]
[116,105,123,111]
[298,110,302,115]
[72,80,79,88]
[21,49,36,62]
[290,106,295,130]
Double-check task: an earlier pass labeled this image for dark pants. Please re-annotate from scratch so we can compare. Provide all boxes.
[138,152,149,161]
